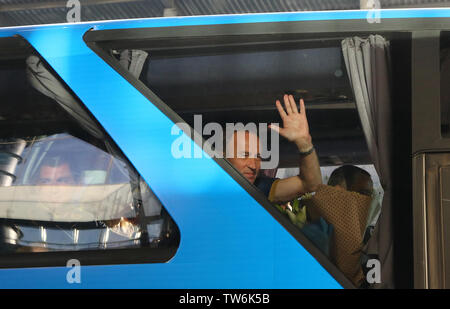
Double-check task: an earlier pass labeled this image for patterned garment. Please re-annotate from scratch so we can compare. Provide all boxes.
[304,184,372,287]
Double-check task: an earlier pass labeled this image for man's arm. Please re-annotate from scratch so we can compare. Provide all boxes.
[268,94,322,202]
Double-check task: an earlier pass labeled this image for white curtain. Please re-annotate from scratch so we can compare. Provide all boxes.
[342,35,393,288]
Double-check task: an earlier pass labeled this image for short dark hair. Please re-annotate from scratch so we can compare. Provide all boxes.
[328,165,371,189]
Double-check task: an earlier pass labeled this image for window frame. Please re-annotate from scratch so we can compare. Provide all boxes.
[0,36,180,269]
[81,22,381,289]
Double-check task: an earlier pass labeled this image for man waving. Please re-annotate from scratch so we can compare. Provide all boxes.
[226,94,322,202]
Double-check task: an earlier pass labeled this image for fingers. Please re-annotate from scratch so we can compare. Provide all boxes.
[288,95,299,114]
[275,100,287,118]
[276,95,305,118]
[299,98,307,117]
[283,94,293,114]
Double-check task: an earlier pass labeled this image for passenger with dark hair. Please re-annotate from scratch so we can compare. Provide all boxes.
[328,165,374,197]
[304,165,374,287]
[37,156,75,185]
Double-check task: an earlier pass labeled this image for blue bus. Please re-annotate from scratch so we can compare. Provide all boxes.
[0,8,449,289]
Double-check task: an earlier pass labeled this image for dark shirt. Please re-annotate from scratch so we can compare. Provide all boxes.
[254,176,278,198]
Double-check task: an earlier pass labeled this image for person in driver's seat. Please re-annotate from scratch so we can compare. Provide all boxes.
[37,156,75,185]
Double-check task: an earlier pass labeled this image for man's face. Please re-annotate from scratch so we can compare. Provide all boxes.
[38,163,75,185]
[226,131,261,184]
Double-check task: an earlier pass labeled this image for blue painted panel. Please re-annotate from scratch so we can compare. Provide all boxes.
[3,8,450,39]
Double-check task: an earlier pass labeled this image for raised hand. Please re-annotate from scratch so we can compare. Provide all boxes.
[269,94,313,152]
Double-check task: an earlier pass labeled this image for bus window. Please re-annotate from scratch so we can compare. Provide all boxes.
[0,37,179,262]
[90,31,391,287]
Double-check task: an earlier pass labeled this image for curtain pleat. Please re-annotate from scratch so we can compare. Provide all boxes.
[342,35,393,288]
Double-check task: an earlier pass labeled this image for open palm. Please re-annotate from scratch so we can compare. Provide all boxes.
[269,94,312,151]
